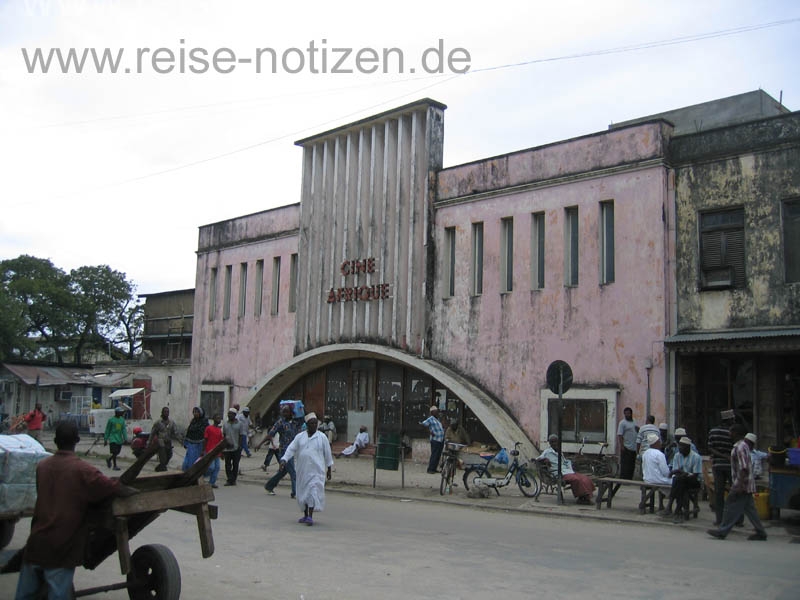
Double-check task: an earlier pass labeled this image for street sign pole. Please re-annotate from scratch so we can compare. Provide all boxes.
[546,360,573,506]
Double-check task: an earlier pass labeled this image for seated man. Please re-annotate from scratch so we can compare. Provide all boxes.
[337,426,369,458]
[641,432,672,485]
[445,418,470,446]
[537,434,595,505]
[661,436,702,522]
[319,415,337,445]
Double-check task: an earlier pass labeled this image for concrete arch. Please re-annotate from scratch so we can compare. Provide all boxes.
[241,343,537,460]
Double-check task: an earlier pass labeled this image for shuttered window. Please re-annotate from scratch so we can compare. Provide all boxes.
[700,208,745,289]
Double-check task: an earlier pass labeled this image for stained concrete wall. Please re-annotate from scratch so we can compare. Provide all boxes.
[431,121,675,446]
[191,204,301,408]
[672,112,800,330]
[293,99,445,356]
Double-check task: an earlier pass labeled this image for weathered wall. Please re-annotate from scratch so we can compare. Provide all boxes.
[672,113,800,330]
[293,99,445,356]
[191,204,301,408]
[431,121,673,443]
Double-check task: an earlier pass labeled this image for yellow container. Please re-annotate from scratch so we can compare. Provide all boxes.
[753,492,770,520]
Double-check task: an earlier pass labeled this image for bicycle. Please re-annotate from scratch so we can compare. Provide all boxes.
[461,442,540,497]
[569,437,619,478]
[440,442,466,495]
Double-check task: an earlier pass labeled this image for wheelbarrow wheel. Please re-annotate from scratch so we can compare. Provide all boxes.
[127,544,181,600]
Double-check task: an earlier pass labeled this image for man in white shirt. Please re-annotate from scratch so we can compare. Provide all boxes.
[642,432,672,485]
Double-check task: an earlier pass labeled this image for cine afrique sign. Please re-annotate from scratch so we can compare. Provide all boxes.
[326,257,392,304]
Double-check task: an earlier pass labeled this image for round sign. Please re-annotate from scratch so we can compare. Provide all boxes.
[546,360,573,395]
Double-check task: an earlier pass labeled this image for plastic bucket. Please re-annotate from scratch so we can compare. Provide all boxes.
[753,492,770,520]
[788,448,800,466]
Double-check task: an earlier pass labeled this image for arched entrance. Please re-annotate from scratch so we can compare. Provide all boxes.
[241,343,537,460]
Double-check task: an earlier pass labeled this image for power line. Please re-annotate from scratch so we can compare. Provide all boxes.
[13,16,799,200]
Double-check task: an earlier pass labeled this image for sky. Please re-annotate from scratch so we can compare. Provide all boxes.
[1,0,798,295]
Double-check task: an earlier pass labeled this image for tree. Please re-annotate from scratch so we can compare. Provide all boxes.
[0,255,141,364]
[117,295,144,359]
[0,255,75,362]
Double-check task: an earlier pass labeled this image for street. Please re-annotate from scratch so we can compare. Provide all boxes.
[1,483,797,600]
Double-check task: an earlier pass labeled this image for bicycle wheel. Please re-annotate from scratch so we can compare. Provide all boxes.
[462,465,486,491]
[596,457,618,478]
[516,466,540,498]
[439,459,455,495]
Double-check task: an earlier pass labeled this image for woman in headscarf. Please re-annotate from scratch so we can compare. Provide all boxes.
[182,406,208,471]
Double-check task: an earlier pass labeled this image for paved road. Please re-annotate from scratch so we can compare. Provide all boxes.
[1,482,797,599]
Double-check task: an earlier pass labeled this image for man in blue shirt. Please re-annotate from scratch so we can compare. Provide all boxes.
[420,406,445,474]
[660,437,702,522]
[264,404,301,497]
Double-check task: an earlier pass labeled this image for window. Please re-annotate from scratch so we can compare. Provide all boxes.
[784,199,800,283]
[254,260,264,317]
[500,217,513,292]
[222,265,232,320]
[564,207,579,286]
[167,375,173,395]
[539,386,619,453]
[600,201,615,284]
[238,262,248,317]
[289,253,298,312]
[700,208,745,289]
[471,222,483,295]
[444,227,456,297]
[208,268,217,321]
[271,257,281,315]
[531,212,545,289]
[547,397,607,443]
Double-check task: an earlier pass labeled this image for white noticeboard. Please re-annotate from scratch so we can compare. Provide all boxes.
[88,409,116,435]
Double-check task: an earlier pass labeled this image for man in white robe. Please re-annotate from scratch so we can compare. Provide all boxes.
[337,426,369,457]
[280,412,333,526]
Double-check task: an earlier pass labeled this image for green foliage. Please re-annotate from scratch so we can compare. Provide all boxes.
[0,255,141,364]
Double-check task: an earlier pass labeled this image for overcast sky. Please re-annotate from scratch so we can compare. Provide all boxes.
[1,0,798,295]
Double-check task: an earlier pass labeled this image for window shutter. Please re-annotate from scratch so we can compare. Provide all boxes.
[725,229,745,287]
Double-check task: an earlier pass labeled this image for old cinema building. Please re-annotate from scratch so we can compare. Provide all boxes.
[190,98,676,458]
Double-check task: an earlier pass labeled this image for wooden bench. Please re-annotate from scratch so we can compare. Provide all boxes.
[595,477,673,514]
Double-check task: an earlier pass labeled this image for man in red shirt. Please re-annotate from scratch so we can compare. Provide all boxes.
[14,421,137,599]
[23,404,45,442]
[203,414,224,488]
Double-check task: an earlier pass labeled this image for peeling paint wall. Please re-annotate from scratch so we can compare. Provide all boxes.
[431,121,673,441]
[191,204,301,407]
[673,114,800,330]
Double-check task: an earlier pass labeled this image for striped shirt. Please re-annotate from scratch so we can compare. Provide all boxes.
[671,449,702,476]
[421,416,445,443]
[708,425,733,469]
[731,439,756,494]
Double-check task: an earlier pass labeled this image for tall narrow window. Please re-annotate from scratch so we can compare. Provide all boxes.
[600,201,615,284]
[783,199,800,283]
[271,257,281,315]
[223,265,232,319]
[238,262,248,317]
[471,222,483,296]
[208,268,217,321]
[501,217,514,292]
[700,208,745,289]
[565,207,579,286]
[167,375,173,395]
[444,227,456,297]
[531,212,545,289]
[289,253,298,312]
[254,259,264,316]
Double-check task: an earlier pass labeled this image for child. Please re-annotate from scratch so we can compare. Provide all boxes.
[130,426,148,458]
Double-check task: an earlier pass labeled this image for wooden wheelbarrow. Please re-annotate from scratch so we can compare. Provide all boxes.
[2,440,225,599]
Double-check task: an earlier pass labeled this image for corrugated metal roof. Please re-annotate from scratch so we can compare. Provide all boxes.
[665,328,800,345]
[2,364,131,387]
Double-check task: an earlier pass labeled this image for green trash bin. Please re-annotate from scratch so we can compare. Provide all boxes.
[375,433,400,471]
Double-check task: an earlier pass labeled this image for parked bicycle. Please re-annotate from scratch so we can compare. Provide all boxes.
[440,442,466,495]
[461,442,540,497]
[569,437,619,478]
